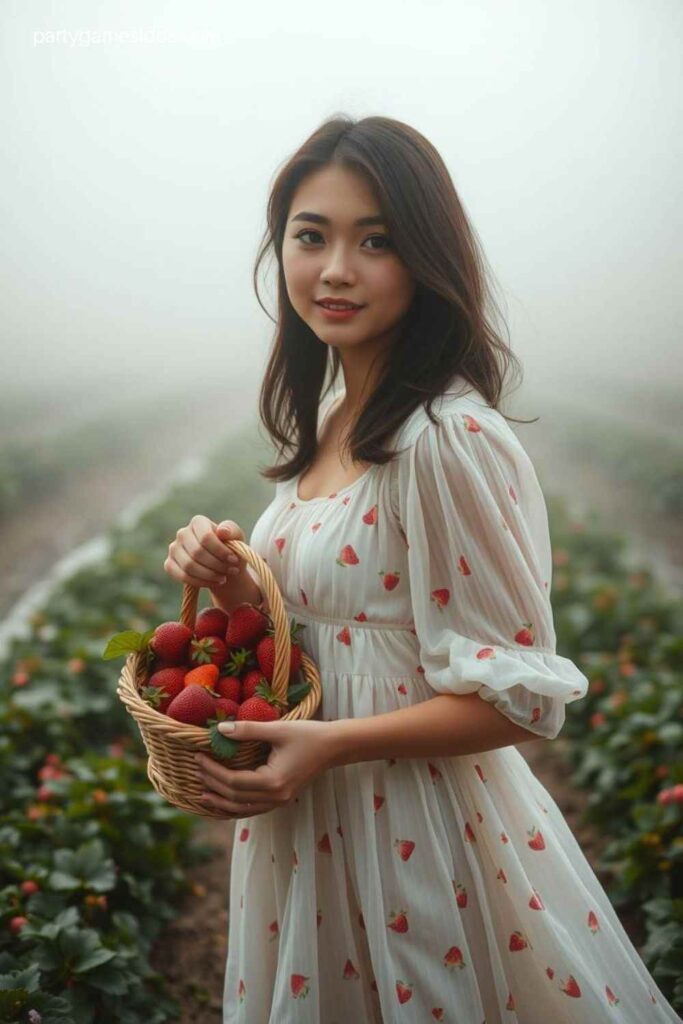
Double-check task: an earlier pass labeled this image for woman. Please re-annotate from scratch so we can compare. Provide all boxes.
[165,115,681,1023]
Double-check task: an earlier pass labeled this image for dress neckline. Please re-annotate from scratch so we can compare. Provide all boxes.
[294,392,376,504]
[294,464,377,505]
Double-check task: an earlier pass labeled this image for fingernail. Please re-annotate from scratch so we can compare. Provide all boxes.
[218,721,236,733]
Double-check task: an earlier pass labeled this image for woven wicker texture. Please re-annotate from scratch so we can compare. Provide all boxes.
[116,538,322,817]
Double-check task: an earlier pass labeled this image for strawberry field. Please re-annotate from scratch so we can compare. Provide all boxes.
[1,420,682,1021]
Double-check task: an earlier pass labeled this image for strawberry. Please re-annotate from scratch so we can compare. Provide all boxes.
[514,622,535,646]
[215,675,242,702]
[10,916,28,934]
[143,667,185,712]
[290,974,310,999]
[189,635,228,668]
[226,603,270,649]
[212,697,240,720]
[194,607,229,640]
[255,621,305,682]
[167,684,216,726]
[396,980,413,1004]
[237,695,283,722]
[388,909,408,933]
[150,621,193,665]
[184,664,219,690]
[241,669,269,702]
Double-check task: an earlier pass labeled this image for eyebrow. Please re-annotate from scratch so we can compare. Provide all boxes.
[290,211,387,227]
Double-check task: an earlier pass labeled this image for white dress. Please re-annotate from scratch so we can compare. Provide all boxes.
[223,377,681,1024]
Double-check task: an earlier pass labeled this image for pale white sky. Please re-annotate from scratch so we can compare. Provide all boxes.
[1,0,681,402]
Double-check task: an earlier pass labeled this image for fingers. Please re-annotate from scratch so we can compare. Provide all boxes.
[164,514,245,587]
[190,515,239,575]
[200,791,273,818]
[164,552,227,588]
[198,758,276,802]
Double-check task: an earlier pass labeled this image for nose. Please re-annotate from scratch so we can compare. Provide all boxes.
[320,243,358,286]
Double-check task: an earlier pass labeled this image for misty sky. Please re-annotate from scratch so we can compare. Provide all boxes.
[1,0,681,400]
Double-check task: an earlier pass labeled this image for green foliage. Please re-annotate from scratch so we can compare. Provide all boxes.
[549,498,683,1009]
[0,422,271,1022]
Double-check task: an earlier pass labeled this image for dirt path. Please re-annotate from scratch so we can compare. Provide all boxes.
[149,817,235,1020]
[0,382,258,622]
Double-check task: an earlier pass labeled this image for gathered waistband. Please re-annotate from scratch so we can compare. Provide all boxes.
[283,599,417,635]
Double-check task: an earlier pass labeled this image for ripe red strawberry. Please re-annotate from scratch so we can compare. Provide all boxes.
[167,683,216,726]
[255,621,305,682]
[226,603,269,649]
[237,695,283,722]
[184,664,219,690]
[142,666,186,713]
[189,635,228,668]
[215,675,242,702]
[150,621,193,665]
[10,916,28,934]
[213,697,240,720]
[194,607,229,640]
[241,669,269,702]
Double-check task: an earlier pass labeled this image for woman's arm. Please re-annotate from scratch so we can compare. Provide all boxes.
[325,692,540,768]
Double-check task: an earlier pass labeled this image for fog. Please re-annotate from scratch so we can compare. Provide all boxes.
[0,0,681,403]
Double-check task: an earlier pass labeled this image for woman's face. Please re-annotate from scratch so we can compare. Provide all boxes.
[282,164,417,354]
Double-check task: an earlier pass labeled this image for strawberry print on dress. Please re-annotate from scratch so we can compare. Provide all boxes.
[222,377,681,1023]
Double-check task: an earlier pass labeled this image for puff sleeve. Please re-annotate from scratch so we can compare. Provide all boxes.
[394,403,589,740]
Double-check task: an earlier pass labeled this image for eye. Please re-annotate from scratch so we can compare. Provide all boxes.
[363,234,393,251]
[293,229,392,251]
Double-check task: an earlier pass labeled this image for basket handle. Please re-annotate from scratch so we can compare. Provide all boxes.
[178,540,292,705]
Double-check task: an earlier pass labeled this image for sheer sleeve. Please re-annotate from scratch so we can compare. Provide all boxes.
[394,402,589,740]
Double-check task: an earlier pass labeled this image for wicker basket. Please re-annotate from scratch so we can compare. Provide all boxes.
[116,538,322,818]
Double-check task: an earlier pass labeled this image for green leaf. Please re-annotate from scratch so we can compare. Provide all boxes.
[101,628,154,660]
[49,870,82,891]
[286,680,311,705]
[208,722,240,760]
[85,963,131,994]
[74,948,118,973]
[0,963,41,993]
[658,722,683,745]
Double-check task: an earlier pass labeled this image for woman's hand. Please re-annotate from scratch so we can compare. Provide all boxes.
[194,719,337,819]
[164,514,246,590]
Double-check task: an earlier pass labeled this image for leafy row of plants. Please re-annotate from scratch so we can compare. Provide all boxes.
[0,420,681,1019]
[548,496,683,1010]
[0,424,271,1023]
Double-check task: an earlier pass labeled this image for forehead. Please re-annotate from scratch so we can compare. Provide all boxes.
[288,165,381,223]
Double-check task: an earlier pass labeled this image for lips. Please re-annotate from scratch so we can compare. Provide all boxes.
[315,300,363,309]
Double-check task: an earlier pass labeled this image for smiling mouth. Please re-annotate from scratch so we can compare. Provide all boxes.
[315,302,364,310]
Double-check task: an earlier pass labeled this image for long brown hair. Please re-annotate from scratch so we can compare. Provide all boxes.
[252,113,537,482]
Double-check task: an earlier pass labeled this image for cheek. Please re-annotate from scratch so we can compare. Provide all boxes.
[283,247,313,290]
[371,262,416,312]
